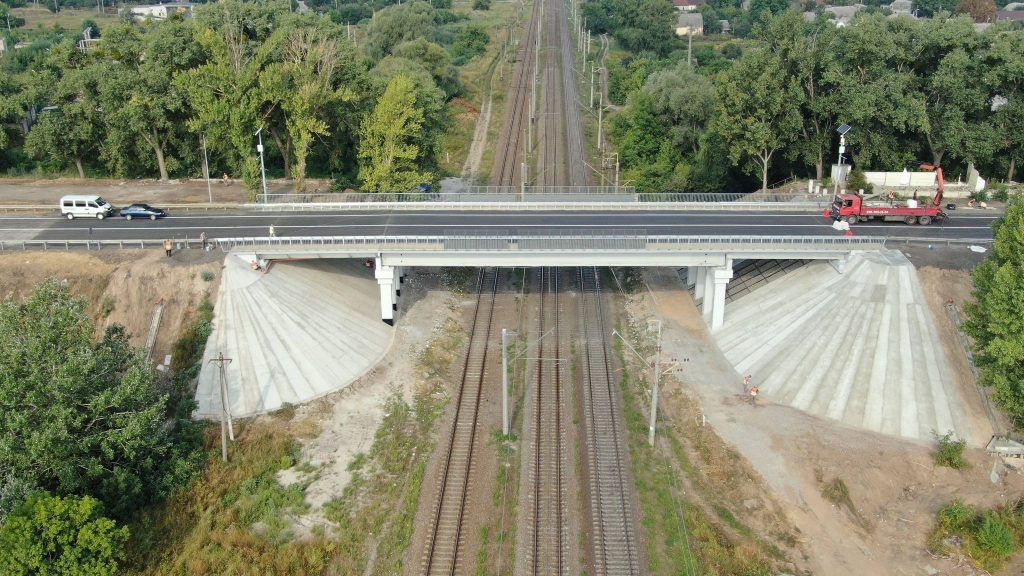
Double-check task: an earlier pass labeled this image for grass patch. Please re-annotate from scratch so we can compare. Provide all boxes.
[318,315,462,574]
[124,420,330,575]
[612,320,778,576]
[10,6,121,39]
[928,499,1024,572]
[932,430,969,470]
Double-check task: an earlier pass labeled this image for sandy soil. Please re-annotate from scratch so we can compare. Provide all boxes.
[0,249,223,362]
[629,265,1024,576]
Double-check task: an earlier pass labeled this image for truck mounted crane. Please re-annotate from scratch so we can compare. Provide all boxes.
[827,163,947,225]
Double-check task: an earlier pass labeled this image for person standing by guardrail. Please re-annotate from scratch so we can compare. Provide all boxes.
[163,238,172,257]
[200,231,208,250]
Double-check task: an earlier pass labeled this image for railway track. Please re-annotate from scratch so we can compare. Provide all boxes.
[420,268,500,576]
[577,267,641,576]
[489,0,542,186]
[518,268,569,575]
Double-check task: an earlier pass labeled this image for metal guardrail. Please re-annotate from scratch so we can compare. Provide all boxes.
[245,201,830,212]
[254,190,821,205]
[0,203,241,214]
[0,235,992,252]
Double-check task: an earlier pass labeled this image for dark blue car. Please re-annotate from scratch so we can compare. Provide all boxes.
[120,203,167,221]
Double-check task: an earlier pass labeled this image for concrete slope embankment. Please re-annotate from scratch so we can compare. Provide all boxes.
[716,250,973,443]
[195,257,393,418]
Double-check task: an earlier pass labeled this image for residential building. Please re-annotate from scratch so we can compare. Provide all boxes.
[675,12,704,35]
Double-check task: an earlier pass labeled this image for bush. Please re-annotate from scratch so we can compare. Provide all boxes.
[970,189,990,203]
[933,431,969,469]
[201,270,215,282]
[450,24,489,63]
[0,493,128,576]
[846,168,873,194]
[938,499,974,532]
[975,511,1015,557]
[472,0,491,9]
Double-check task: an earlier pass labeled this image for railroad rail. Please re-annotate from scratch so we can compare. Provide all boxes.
[421,268,500,576]
[577,266,640,576]
[520,267,569,574]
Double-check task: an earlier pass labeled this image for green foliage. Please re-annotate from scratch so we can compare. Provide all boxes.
[201,271,215,282]
[712,47,801,190]
[450,24,488,64]
[0,279,199,518]
[365,1,436,59]
[932,431,969,469]
[472,0,491,10]
[938,500,974,532]
[964,197,1024,426]
[846,168,873,193]
[582,0,678,55]
[359,75,431,192]
[0,493,128,576]
[976,511,1015,557]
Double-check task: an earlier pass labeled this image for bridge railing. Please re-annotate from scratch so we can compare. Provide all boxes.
[0,235,992,252]
[213,234,891,252]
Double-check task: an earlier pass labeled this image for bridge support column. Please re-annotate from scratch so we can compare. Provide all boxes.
[710,261,734,331]
[685,266,697,288]
[375,259,396,326]
[395,266,404,296]
[701,267,715,322]
[694,266,707,302]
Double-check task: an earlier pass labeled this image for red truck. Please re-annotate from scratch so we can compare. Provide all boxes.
[827,164,947,225]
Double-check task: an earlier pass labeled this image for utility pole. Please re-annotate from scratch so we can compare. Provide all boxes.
[590,64,595,108]
[502,329,510,435]
[687,33,693,70]
[648,322,661,447]
[597,90,604,151]
[208,353,234,462]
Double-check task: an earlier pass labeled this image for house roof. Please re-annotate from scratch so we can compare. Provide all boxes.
[675,12,704,27]
[673,0,704,6]
[997,9,1024,19]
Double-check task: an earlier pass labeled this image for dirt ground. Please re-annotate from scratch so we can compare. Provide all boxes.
[0,249,223,362]
[628,251,1024,576]
[0,177,334,205]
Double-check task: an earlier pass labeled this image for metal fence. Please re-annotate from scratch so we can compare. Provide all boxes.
[254,189,832,205]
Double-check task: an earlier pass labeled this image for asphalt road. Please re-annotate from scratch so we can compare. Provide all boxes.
[0,210,999,243]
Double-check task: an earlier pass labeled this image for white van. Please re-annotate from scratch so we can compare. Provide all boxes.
[59,195,114,220]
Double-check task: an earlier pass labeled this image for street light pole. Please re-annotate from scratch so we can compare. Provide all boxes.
[255,126,268,202]
[201,133,212,203]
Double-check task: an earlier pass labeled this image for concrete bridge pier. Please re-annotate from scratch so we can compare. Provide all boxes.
[694,266,707,302]
[375,258,398,325]
[710,261,734,331]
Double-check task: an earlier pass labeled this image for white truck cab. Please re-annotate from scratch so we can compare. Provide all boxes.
[60,195,114,220]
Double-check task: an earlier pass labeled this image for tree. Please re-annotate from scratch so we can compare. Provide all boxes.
[365,1,436,60]
[982,31,1024,181]
[263,24,356,191]
[359,75,431,192]
[392,38,461,97]
[450,24,489,63]
[0,279,195,518]
[643,61,715,155]
[371,56,449,170]
[582,0,677,56]
[914,0,957,17]
[712,48,802,191]
[956,0,997,20]
[756,12,843,179]
[748,0,790,21]
[0,493,128,576]
[965,197,1024,426]
[95,21,206,180]
[24,68,103,178]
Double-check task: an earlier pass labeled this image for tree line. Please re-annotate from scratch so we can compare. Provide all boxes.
[603,10,1024,192]
[0,0,493,193]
